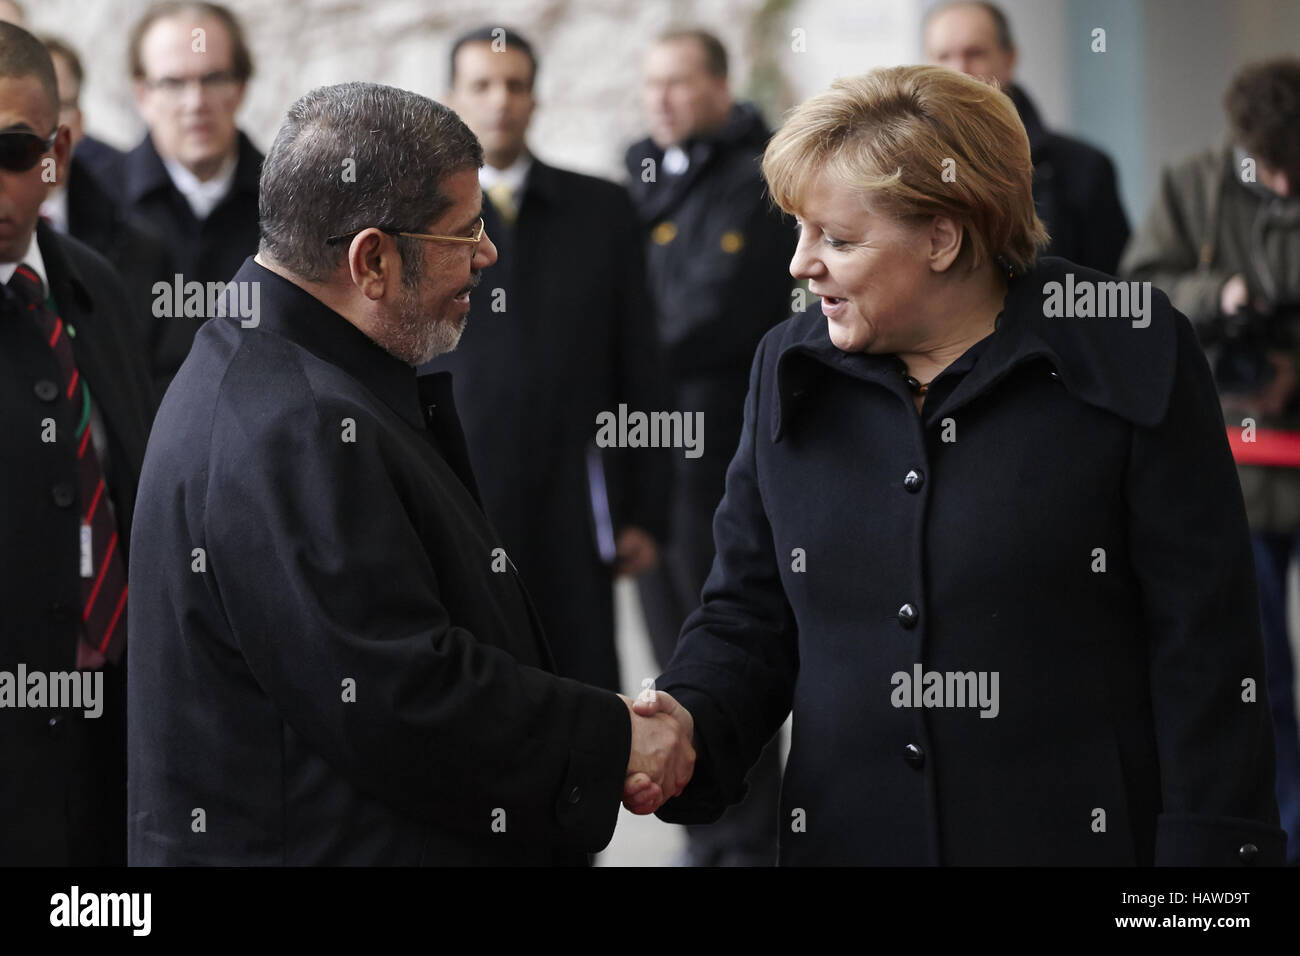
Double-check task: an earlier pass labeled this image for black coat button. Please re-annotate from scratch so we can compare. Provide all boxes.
[567,786,582,805]
[34,379,59,402]
[897,603,918,628]
[48,716,63,734]
[1049,370,1060,380]
[51,482,76,508]
[903,469,924,492]
[1238,843,1258,864]
[904,743,925,768]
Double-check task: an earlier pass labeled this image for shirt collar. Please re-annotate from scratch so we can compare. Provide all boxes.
[0,229,50,289]
[162,150,239,220]
[478,153,532,195]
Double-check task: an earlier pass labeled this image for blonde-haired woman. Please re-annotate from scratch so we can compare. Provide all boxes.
[626,66,1284,866]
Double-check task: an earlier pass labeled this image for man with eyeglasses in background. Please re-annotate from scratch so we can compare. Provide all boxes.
[79,1,262,395]
[42,35,174,385]
[0,20,155,866]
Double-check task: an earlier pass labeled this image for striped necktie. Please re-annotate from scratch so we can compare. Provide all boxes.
[9,264,127,664]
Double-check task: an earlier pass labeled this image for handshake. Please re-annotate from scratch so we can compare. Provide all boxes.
[619,680,696,815]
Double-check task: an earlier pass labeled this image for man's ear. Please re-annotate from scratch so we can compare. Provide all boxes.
[131,79,151,114]
[347,228,396,301]
[47,125,73,191]
[928,215,964,273]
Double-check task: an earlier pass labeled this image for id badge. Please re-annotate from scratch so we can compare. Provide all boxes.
[80,523,93,578]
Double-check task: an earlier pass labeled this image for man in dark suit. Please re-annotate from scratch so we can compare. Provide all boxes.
[41,36,125,189]
[924,1,1131,273]
[78,1,262,393]
[625,28,795,867]
[421,27,669,693]
[43,35,176,393]
[0,22,155,866]
[128,81,694,865]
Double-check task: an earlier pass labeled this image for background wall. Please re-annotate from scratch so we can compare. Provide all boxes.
[23,0,1300,224]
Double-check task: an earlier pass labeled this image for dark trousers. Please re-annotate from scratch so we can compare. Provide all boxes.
[638,394,782,865]
[1251,531,1300,864]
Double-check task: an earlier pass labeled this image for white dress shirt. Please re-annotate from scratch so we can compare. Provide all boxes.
[164,152,238,220]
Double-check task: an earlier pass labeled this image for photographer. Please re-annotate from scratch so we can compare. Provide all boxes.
[1123,56,1300,865]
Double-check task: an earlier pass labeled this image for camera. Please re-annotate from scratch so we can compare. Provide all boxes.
[1200,301,1300,396]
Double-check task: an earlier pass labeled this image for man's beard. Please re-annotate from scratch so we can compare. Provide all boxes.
[379,267,477,366]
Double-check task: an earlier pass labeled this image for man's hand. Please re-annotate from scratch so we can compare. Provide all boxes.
[1221,274,1251,315]
[615,526,658,577]
[620,688,695,815]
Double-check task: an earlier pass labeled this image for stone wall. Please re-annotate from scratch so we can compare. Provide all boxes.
[28,0,789,182]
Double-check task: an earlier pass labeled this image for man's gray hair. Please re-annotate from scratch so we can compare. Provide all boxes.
[258,81,483,282]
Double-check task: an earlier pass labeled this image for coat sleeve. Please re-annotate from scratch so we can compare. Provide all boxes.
[655,174,796,378]
[1120,163,1230,327]
[203,361,631,854]
[655,332,799,823]
[1125,304,1286,865]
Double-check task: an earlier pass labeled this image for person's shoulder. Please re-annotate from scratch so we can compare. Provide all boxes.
[1011,256,1187,426]
[161,318,316,462]
[236,129,265,163]
[624,136,657,169]
[41,226,127,301]
[1037,130,1122,190]
[534,161,632,206]
[1162,145,1230,190]
[72,136,125,181]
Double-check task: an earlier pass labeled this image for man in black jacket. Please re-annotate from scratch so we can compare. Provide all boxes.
[421,27,669,694]
[0,22,155,866]
[128,82,694,865]
[625,28,795,867]
[79,1,262,394]
[43,35,176,393]
[924,1,1131,274]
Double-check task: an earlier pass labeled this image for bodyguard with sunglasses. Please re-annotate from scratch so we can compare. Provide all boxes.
[0,22,155,865]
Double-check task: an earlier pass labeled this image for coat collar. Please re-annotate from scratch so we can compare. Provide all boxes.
[67,153,131,244]
[772,257,1177,442]
[36,218,97,318]
[230,257,431,431]
[123,129,263,208]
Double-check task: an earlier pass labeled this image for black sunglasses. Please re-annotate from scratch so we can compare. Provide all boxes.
[0,129,57,173]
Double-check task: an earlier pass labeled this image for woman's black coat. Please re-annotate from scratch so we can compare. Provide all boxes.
[655,256,1286,865]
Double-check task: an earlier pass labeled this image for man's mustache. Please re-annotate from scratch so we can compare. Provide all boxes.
[456,272,482,297]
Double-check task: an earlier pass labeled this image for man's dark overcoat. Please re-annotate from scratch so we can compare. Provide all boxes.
[1,224,155,864]
[128,259,630,865]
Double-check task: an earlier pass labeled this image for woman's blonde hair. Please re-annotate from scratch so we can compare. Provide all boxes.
[762,65,1049,273]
